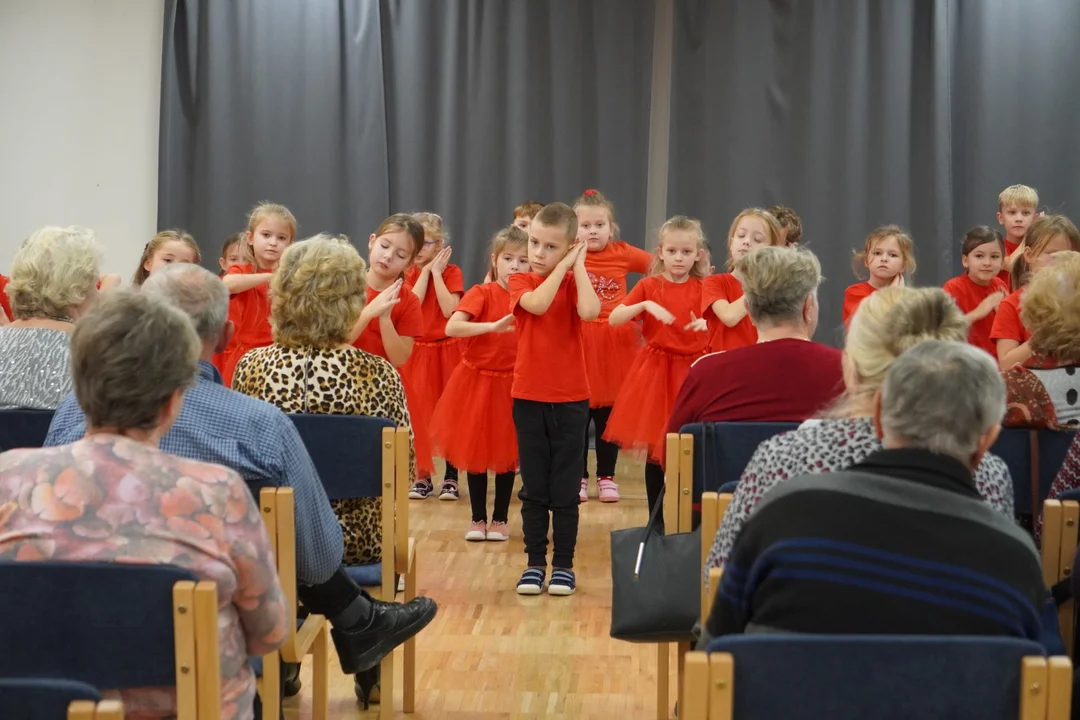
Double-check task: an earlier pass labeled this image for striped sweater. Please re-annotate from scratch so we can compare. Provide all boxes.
[708,448,1044,641]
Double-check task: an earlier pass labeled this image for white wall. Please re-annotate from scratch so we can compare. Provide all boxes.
[0,0,164,276]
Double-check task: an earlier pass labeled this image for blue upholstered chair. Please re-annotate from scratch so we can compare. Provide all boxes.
[0,408,55,451]
[679,422,798,504]
[0,561,220,720]
[0,678,116,720]
[683,635,1071,719]
[287,414,417,719]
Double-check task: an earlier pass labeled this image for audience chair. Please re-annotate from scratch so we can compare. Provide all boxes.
[1047,496,1080,658]
[288,414,417,720]
[0,562,220,720]
[255,487,329,720]
[699,492,733,622]
[0,408,55,451]
[994,429,1077,518]
[0,678,122,720]
[682,635,1072,720]
[679,422,798,506]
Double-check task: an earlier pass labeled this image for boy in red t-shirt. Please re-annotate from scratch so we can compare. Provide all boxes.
[996,184,1039,289]
[510,203,600,597]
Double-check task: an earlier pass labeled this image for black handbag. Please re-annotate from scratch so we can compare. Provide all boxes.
[609,483,700,644]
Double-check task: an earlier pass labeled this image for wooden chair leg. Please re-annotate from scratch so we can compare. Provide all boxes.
[682,652,709,720]
[380,653,395,720]
[677,640,690,715]
[657,642,669,720]
[261,654,280,720]
[312,624,329,720]
[404,566,417,713]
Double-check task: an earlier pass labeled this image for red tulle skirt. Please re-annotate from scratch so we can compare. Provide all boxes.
[583,321,645,408]
[217,341,266,389]
[400,337,464,477]
[430,360,518,474]
[603,345,703,463]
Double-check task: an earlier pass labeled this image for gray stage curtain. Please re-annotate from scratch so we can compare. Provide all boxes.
[158,0,390,260]
[668,0,953,344]
[379,0,654,284]
[159,0,654,284]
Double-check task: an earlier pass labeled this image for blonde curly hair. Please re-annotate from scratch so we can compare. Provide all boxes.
[270,234,367,347]
[8,226,102,320]
[1022,251,1080,363]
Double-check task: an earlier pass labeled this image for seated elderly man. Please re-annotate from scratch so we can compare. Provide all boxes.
[46,263,436,688]
[704,340,1043,645]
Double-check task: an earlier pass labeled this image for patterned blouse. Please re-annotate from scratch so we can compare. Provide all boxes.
[1002,354,1080,430]
[232,344,415,565]
[703,416,1016,579]
[0,327,72,409]
[0,435,287,720]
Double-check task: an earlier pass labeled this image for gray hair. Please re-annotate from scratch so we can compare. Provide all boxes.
[70,289,200,431]
[140,263,229,341]
[880,340,1006,463]
[736,245,822,325]
[8,226,101,319]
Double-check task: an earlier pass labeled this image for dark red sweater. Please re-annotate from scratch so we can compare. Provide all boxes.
[666,338,845,433]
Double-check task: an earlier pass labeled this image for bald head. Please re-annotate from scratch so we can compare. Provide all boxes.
[140,263,229,342]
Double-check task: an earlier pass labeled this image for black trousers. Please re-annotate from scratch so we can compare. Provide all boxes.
[645,461,666,535]
[444,462,458,481]
[582,405,619,479]
[513,399,589,569]
[296,566,371,622]
[467,471,516,523]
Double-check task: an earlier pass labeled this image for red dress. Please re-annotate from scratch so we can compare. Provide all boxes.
[702,273,756,352]
[582,242,651,407]
[352,285,432,476]
[217,264,272,388]
[943,274,1008,356]
[430,282,518,474]
[842,281,877,328]
[604,276,708,463]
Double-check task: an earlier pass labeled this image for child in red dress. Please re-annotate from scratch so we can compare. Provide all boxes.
[217,202,296,387]
[942,227,1007,356]
[401,213,465,500]
[431,226,528,541]
[842,225,916,328]
[703,208,783,353]
[604,216,711,533]
[573,189,652,503]
[131,230,200,286]
[991,215,1080,369]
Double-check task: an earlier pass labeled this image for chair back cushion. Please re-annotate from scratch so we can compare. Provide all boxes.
[0,678,101,720]
[682,422,798,501]
[0,561,197,689]
[0,409,55,451]
[705,634,1044,720]
[287,414,395,500]
[990,429,1033,514]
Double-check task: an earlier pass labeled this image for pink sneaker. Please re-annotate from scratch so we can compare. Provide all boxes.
[580,477,589,502]
[486,521,510,541]
[597,477,620,503]
[465,520,487,541]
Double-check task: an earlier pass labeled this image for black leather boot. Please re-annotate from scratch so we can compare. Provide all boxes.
[330,596,437,674]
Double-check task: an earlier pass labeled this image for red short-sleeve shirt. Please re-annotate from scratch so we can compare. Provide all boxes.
[405,264,464,342]
[353,285,424,361]
[943,274,1008,356]
[842,282,877,328]
[456,282,516,373]
[225,264,272,347]
[509,272,589,403]
[0,274,12,320]
[584,241,653,321]
[702,273,756,351]
[624,276,708,354]
[990,288,1032,345]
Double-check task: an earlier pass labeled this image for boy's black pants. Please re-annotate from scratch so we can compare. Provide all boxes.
[512,398,589,569]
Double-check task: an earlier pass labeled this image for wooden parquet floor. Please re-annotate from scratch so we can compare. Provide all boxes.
[284,452,681,719]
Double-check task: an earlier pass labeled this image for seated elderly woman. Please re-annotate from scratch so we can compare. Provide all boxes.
[0,226,102,409]
[703,286,1015,577]
[0,289,287,719]
[1002,250,1080,430]
[233,234,414,563]
[667,246,844,431]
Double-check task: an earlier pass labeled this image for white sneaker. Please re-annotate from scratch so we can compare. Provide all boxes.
[579,477,589,502]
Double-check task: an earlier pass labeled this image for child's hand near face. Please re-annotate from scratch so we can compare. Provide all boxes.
[431,247,452,275]
[558,242,586,272]
[366,279,403,319]
[890,272,905,288]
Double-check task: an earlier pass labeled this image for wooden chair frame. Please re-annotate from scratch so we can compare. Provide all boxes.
[681,650,1072,719]
[173,579,222,720]
[1042,499,1079,659]
[257,487,330,720]
[67,699,124,720]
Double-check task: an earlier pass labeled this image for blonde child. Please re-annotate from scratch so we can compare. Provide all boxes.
[991,215,1080,369]
[574,189,652,502]
[996,184,1040,288]
[703,208,783,352]
[431,226,529,541]
[842,225,916,327]
[511,203,600,596]
[131,230,201,286]
[400,213,465,500]
[217,202,296,386]
[218,233,245,276]
[604,216,711,535]
[942,227,1007,356]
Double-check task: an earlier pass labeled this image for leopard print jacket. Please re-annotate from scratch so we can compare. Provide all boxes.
[233,344,416,565]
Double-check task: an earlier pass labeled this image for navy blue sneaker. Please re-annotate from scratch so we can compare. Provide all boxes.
[548,568,576,596]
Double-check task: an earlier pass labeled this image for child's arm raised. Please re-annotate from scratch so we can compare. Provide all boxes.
[446,311,514,338]
[348,280,402,343]
[430,248,462,318]
[610,299,675,327]
[710,296,749,327]
[223,272,273,295]
[966,290,1006,324]
[572,245,601,321]
[1004,241,1024,272]
[517,243,583,315]
[380,316,415,367]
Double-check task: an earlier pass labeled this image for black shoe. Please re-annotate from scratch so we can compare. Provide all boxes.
[354,665,380,709]
[330,596,438,674]
[283,661,301,697]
